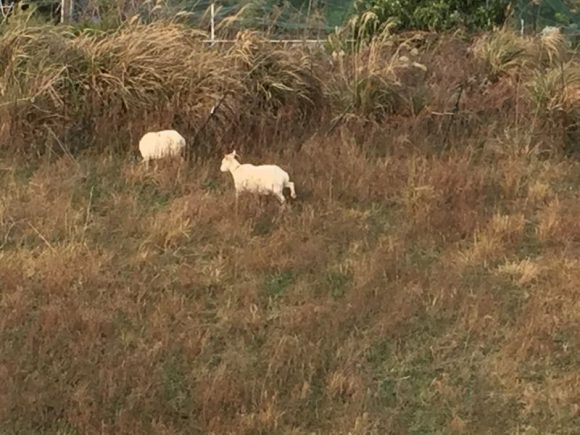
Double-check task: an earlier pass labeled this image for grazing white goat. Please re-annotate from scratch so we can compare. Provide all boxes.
[138,130,186,167]
[220,150,297,208]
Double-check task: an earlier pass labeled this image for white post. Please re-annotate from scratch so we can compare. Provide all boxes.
[210,3,215,45]
[305,0,312,39]
[61,0,65,22]
[521,18,524,36]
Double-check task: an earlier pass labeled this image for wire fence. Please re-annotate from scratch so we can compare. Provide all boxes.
[0,0,349,41]
[3,0,580,41]
[185,0,580,44]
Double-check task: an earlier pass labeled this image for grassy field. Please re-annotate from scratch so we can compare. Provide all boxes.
[1,17,580,434]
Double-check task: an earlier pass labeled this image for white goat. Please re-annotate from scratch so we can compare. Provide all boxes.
[220,150,297,208]
[138,130,186,167]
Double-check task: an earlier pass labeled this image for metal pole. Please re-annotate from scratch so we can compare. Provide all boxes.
[61,0,65,23]
[210,3,215,45]
[305,0,312,39]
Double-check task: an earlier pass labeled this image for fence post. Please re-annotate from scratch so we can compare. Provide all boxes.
[60,0,73,23]
[210,2,215,45]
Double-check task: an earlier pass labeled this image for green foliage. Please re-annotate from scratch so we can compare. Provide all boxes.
[264,270,294,299]
[350,0,511,34]
[516,0,580,30]
[325,269,352,299]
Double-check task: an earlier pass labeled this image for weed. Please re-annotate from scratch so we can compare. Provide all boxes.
[264,270,294,300]
[326,269,352,300]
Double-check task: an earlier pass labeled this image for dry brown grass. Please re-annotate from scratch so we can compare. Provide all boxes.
[1,125,579,433]
[1,20,580,435]
[0,18,323,156]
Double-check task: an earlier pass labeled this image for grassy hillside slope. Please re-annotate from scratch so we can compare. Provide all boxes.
[1,19,579,434]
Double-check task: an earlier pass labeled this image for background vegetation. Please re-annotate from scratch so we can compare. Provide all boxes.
[1,3,580,434]
[13,0,580,34]
[351,0,510,34]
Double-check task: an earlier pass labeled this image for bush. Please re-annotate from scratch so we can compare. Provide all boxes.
[326,24,428,120]
[350,0,510,37]
[472,29,536,81]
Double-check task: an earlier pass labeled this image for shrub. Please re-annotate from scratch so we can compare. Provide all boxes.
[472,29,536,81]
[326,21,427,120]
[527,61,580,116]
[350,0,510,37]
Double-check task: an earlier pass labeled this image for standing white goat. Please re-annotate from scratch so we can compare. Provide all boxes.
[220,150,297,209]
[138,130,186,167]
